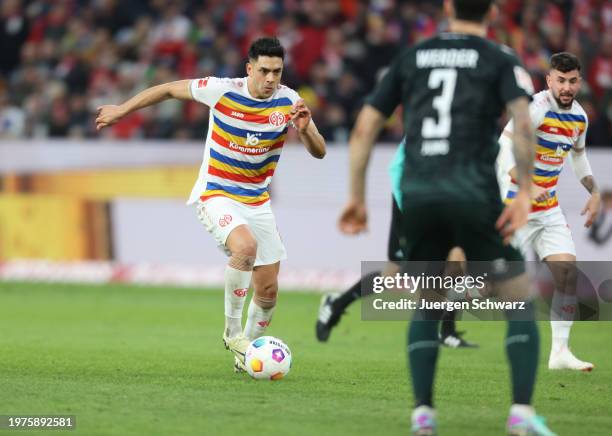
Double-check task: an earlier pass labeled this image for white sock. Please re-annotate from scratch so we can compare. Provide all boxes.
[551,320,573,352]
[550,291,577,321]
[510,404,535,417]
[550,291,576,353]
[224,266,252,338]
[412,405,436,417]
[244,300,275,340]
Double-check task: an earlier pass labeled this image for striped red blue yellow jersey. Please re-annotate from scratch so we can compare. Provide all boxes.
[187,77,299,206]
[496,90,588,216]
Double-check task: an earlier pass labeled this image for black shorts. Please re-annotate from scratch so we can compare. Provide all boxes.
[399,200,523,264]
[387,196,404,262]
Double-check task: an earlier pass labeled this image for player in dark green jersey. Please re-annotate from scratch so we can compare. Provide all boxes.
[338,1,555,435]
[319,138,477,348]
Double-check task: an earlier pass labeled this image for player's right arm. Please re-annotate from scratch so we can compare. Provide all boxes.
[339,53,405,235]
[348,105,387,205]
[338,105,387,234]
[96,80,193,130]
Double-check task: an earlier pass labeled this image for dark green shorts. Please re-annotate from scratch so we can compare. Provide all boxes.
[399,201,524,264]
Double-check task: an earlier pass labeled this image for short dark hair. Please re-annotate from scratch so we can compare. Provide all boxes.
[453,0,493,23]
[248,37,285,61]
[550,52,581,73]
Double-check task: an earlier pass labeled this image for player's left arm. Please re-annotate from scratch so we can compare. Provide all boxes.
[496,96,536,243]
[291,99,326,159]
[570,125,600,227]
[498,97,550,202]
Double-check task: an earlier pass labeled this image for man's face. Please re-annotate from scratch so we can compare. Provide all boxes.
[546,69,581,109]
[246,56,283,99]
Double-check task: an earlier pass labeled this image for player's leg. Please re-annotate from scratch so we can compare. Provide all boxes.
[400,203,453,435]
[245,262,279,340]
[545,253,579,364]
[492,277,555,435]
[316,264,396,342]
[488,274,542,433]
[242,202,287,341]
[409,306,444,435]
[222,225,258,371]
[197,199,255,339]
[545,253,592,369]
[531,210,592,370]
[439,247,478,348]
[223,225,257,372]
[452,202,554,435]
[316,195,402,342]
[224,226,257,338]
[197,198,255,371]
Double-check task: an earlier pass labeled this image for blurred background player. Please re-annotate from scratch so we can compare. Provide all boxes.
[339,0,556,434]
[96,37,326,372]
[497,52,600,371]
[319,138,477,348]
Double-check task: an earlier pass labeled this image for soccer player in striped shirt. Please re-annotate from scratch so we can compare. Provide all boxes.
[96,37,326,372]
[497,52,601,371]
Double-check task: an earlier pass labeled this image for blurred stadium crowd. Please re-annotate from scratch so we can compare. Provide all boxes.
[0,0,610,145]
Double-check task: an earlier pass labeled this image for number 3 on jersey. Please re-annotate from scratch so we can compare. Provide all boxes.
[421,68,457,141]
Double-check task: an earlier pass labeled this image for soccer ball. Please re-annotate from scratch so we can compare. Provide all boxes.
[245,336,292,380]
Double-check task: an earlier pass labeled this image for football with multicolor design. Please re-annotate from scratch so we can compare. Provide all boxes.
[245,336,292,380]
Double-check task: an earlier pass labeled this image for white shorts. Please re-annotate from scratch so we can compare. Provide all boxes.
[512,208,576,260]
[196,197,287,266]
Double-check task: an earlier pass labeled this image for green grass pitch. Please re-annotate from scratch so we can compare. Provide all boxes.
[1,282,610,435]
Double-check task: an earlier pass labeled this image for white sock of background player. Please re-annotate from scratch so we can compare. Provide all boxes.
[550,290,577,353]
